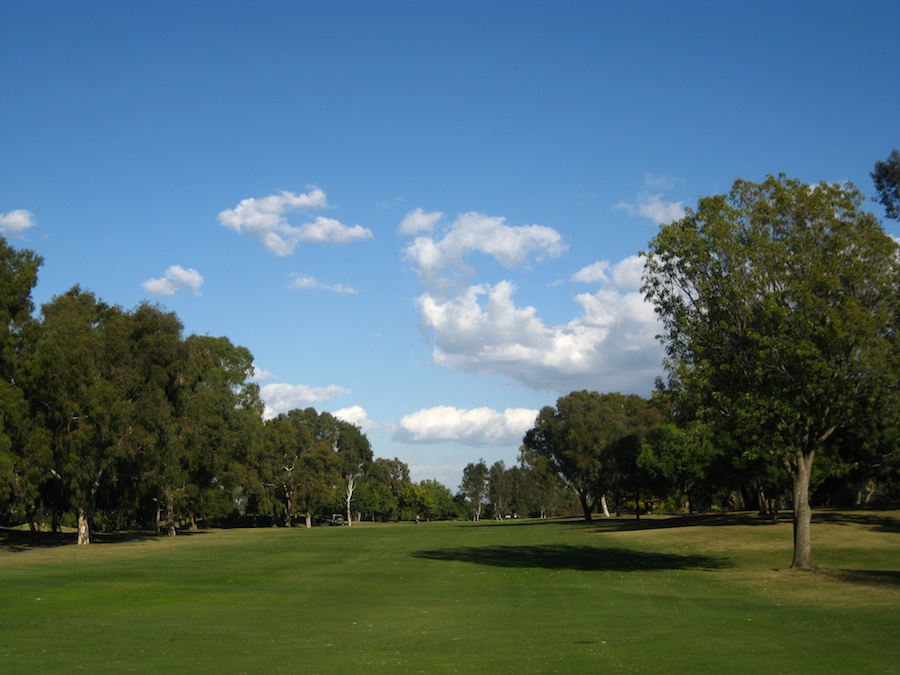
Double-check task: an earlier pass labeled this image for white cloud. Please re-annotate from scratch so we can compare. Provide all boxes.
[288,274,358,295]
[398,208,444,236]
[416,269,664,394]
[260,382,351,420]
[332,405,377,431]
[570,260,609,284]
[402,211,567,292]
[393,405,538,446]
[614,194,685,225]
[218,188,372,255]
[251,366,276,382]
[0,209,36,236]
[572,254,644,289]
[141,265,204,297]
[296,216,373,244]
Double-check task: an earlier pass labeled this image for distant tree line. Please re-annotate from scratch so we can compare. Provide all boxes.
[3,157,898,570]
[0,240,467,542]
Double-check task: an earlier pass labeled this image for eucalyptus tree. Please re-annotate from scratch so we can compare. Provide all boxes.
[358,456,410,521]
[22,288,132,544]
[176,335,262,530]
[872,149,900,220]
[522,391,645,521]
[258,408,339,527]
[327,416,372,526]
[418,478,457,520]
[459,459,489,521]
[488,460,512,520]
[0,235,42,525]
[643,175,900,568]
[517,446,569,518]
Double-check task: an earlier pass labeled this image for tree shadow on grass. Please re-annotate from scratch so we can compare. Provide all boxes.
[411,544,732,572]
[0,528,72,554]
[0,527,203,554]
[812,509,900,534]
[487,512,780,535]
[817,569,900,589]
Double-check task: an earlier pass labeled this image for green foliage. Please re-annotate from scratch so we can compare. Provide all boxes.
[459,459,489,521]
[872,148,900,220]
[357,457,411,521]
[643,174,900,567]
[522,391,657,521]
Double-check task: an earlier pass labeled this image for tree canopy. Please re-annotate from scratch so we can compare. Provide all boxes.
[642,175,900,568]
[872,148,900,220]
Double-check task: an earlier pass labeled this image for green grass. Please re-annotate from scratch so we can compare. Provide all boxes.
[1,510,898,673]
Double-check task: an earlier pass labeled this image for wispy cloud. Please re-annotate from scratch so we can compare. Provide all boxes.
[251,366,276,382]
[141,265,204,297]
[613,177,685,226]
[0,209,37,237]
[218,188,373,256]
[613,194,685,225]
[288,274,358,295]
[393,405,538,446]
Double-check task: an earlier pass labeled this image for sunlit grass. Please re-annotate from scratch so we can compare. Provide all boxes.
[1,509,897,673]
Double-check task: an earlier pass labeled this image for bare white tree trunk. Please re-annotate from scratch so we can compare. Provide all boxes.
[345,475,357,527]
[76,507,91,545]
[600,495,611,518]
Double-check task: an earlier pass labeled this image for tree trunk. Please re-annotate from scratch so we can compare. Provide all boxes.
[165,490,177,537]
[578,492,592,522]
[345,475,355,528]
[76,506,91,545]
[283,495,292,528]
[790,450,815,569]
[757,486,767,516]
[305,512,312,528]
[600,494,610,518]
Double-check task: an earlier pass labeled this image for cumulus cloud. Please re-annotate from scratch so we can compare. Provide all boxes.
[402,211,567,292]
[0,209,37,237]
[141,265,204,297]
[260,382,351,419]
[218,188,372,255]
[398,208,444,236]
[614,194,685,225]
[288,275,358,295]
[416,266,664,394]
[572,254,644,289]
[332,405,377,431]
[393,405,538,446]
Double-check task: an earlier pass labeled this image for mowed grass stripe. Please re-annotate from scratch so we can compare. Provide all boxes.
[1,511,897,673]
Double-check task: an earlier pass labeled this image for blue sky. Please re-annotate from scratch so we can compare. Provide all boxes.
[2,0,898,488]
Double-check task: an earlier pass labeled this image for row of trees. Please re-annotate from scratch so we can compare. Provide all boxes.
[4,154,898,570]
[0,241,469,541]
